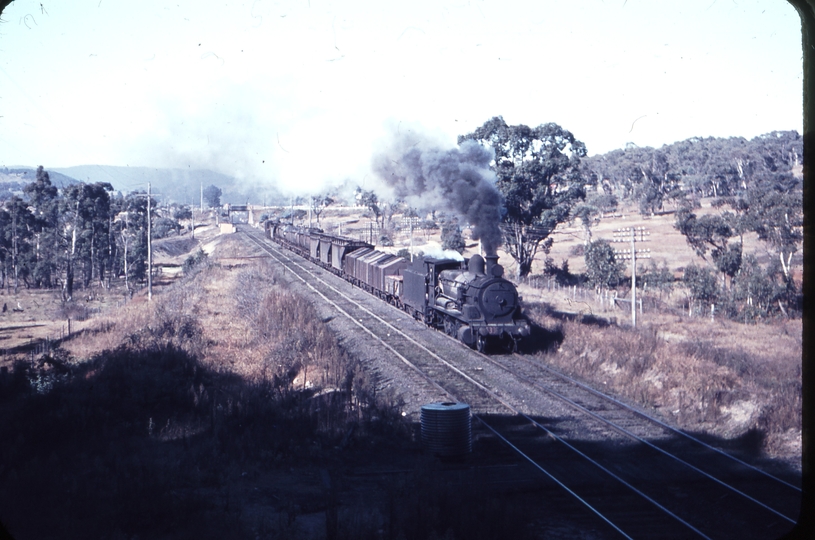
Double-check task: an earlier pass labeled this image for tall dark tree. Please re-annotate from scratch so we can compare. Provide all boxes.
[112,192,150,294]
[203,185,222,208]
[62,182,114,291]
[459,117,587,278]
[0,197,35,292]
[355,188,383,228]
[24,166,61,288]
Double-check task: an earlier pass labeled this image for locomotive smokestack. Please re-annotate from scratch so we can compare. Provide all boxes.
[485,255,503,277]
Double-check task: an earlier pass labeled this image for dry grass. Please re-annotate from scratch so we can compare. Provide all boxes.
[526,302,802,464]
[0,228,544,540]
[0,230,414,539]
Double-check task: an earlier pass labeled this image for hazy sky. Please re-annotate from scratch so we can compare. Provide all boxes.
[0,0,804,195]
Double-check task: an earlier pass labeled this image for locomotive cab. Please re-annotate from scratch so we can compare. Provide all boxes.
[402,256,465,324]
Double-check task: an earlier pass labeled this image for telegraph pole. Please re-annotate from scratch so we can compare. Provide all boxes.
[612,227,650,327]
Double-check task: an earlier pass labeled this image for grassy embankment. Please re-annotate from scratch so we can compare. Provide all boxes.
[0,232,535,540]
[318,202,801,464]
[523,302,801,465]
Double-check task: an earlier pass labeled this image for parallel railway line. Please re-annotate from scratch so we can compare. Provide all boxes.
[241,227,801,539]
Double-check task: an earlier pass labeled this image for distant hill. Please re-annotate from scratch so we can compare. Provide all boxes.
[51,165,284,206]
[0,167,81,201]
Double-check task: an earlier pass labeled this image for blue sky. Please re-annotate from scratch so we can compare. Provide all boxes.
[0,0,804,194]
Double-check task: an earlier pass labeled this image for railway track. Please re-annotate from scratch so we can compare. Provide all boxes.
[241,227,801,539]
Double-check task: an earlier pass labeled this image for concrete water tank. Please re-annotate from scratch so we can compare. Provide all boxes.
[420,402,472,457]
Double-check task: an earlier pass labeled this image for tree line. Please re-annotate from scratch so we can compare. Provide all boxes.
[0,166,195,300]
[346,117,802,322]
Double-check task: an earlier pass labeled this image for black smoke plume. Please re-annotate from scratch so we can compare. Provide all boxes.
[372,135,503,256]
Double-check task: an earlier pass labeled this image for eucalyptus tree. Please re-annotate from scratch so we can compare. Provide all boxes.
[0,197,35,292]
[743,175,802,282]
[355,188,384,229]
[112,191,151,294]
[310,196,333,226]
[459,116,588,278]
[61,182,114,294]
[23,166,60,288]
[674,208,742,288]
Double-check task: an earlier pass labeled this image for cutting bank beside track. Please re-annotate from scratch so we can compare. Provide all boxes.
[241,226,801,539]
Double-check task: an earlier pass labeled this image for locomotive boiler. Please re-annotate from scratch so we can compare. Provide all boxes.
[402,254,529,352]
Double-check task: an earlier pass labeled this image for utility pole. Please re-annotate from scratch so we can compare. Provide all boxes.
[409,220,414,261]
[147,182,153,302]
[612,227,650,327]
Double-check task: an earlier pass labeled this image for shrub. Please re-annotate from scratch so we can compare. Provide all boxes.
[584,239,624,288]
[440,223,465,253]
[683,264,720,306]
[642,261,674,294]
[543,257,579,286]
[569,243,585,257]
[183,249,208,275]
[153,217,181,239]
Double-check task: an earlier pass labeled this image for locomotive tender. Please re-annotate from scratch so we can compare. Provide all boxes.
[265,221,530,352]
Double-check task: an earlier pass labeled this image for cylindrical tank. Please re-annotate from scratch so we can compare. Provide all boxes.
[420,402,472,457]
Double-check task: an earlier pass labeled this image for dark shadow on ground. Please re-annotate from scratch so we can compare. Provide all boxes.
[470,413,802,539]
[0,347,539,540]
[517,319,564,355]
[0,343,802,540]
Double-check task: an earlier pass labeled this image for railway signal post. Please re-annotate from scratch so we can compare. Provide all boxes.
[612,227,650,327]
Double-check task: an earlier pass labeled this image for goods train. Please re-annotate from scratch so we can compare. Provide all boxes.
[265,221,530,353]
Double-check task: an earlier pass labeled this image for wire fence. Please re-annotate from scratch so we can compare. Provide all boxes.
[520,276,706,322]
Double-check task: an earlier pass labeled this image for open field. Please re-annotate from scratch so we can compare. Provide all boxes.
[284,197,801,282]
[0,209,802,538]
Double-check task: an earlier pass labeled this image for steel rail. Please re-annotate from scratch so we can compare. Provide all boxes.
[475,416,636,540]
[244,232,636,536]
[517,355,802,492]
[252,229,797,527]
[244,230,717,538]
[471,349,797,525]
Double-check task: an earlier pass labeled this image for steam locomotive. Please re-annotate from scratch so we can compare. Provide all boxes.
[265,221,530,353]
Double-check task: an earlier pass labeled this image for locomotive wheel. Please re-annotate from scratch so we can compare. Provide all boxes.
[444,316,458,337]
[476,334,486,353]
[506,337,519,354]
